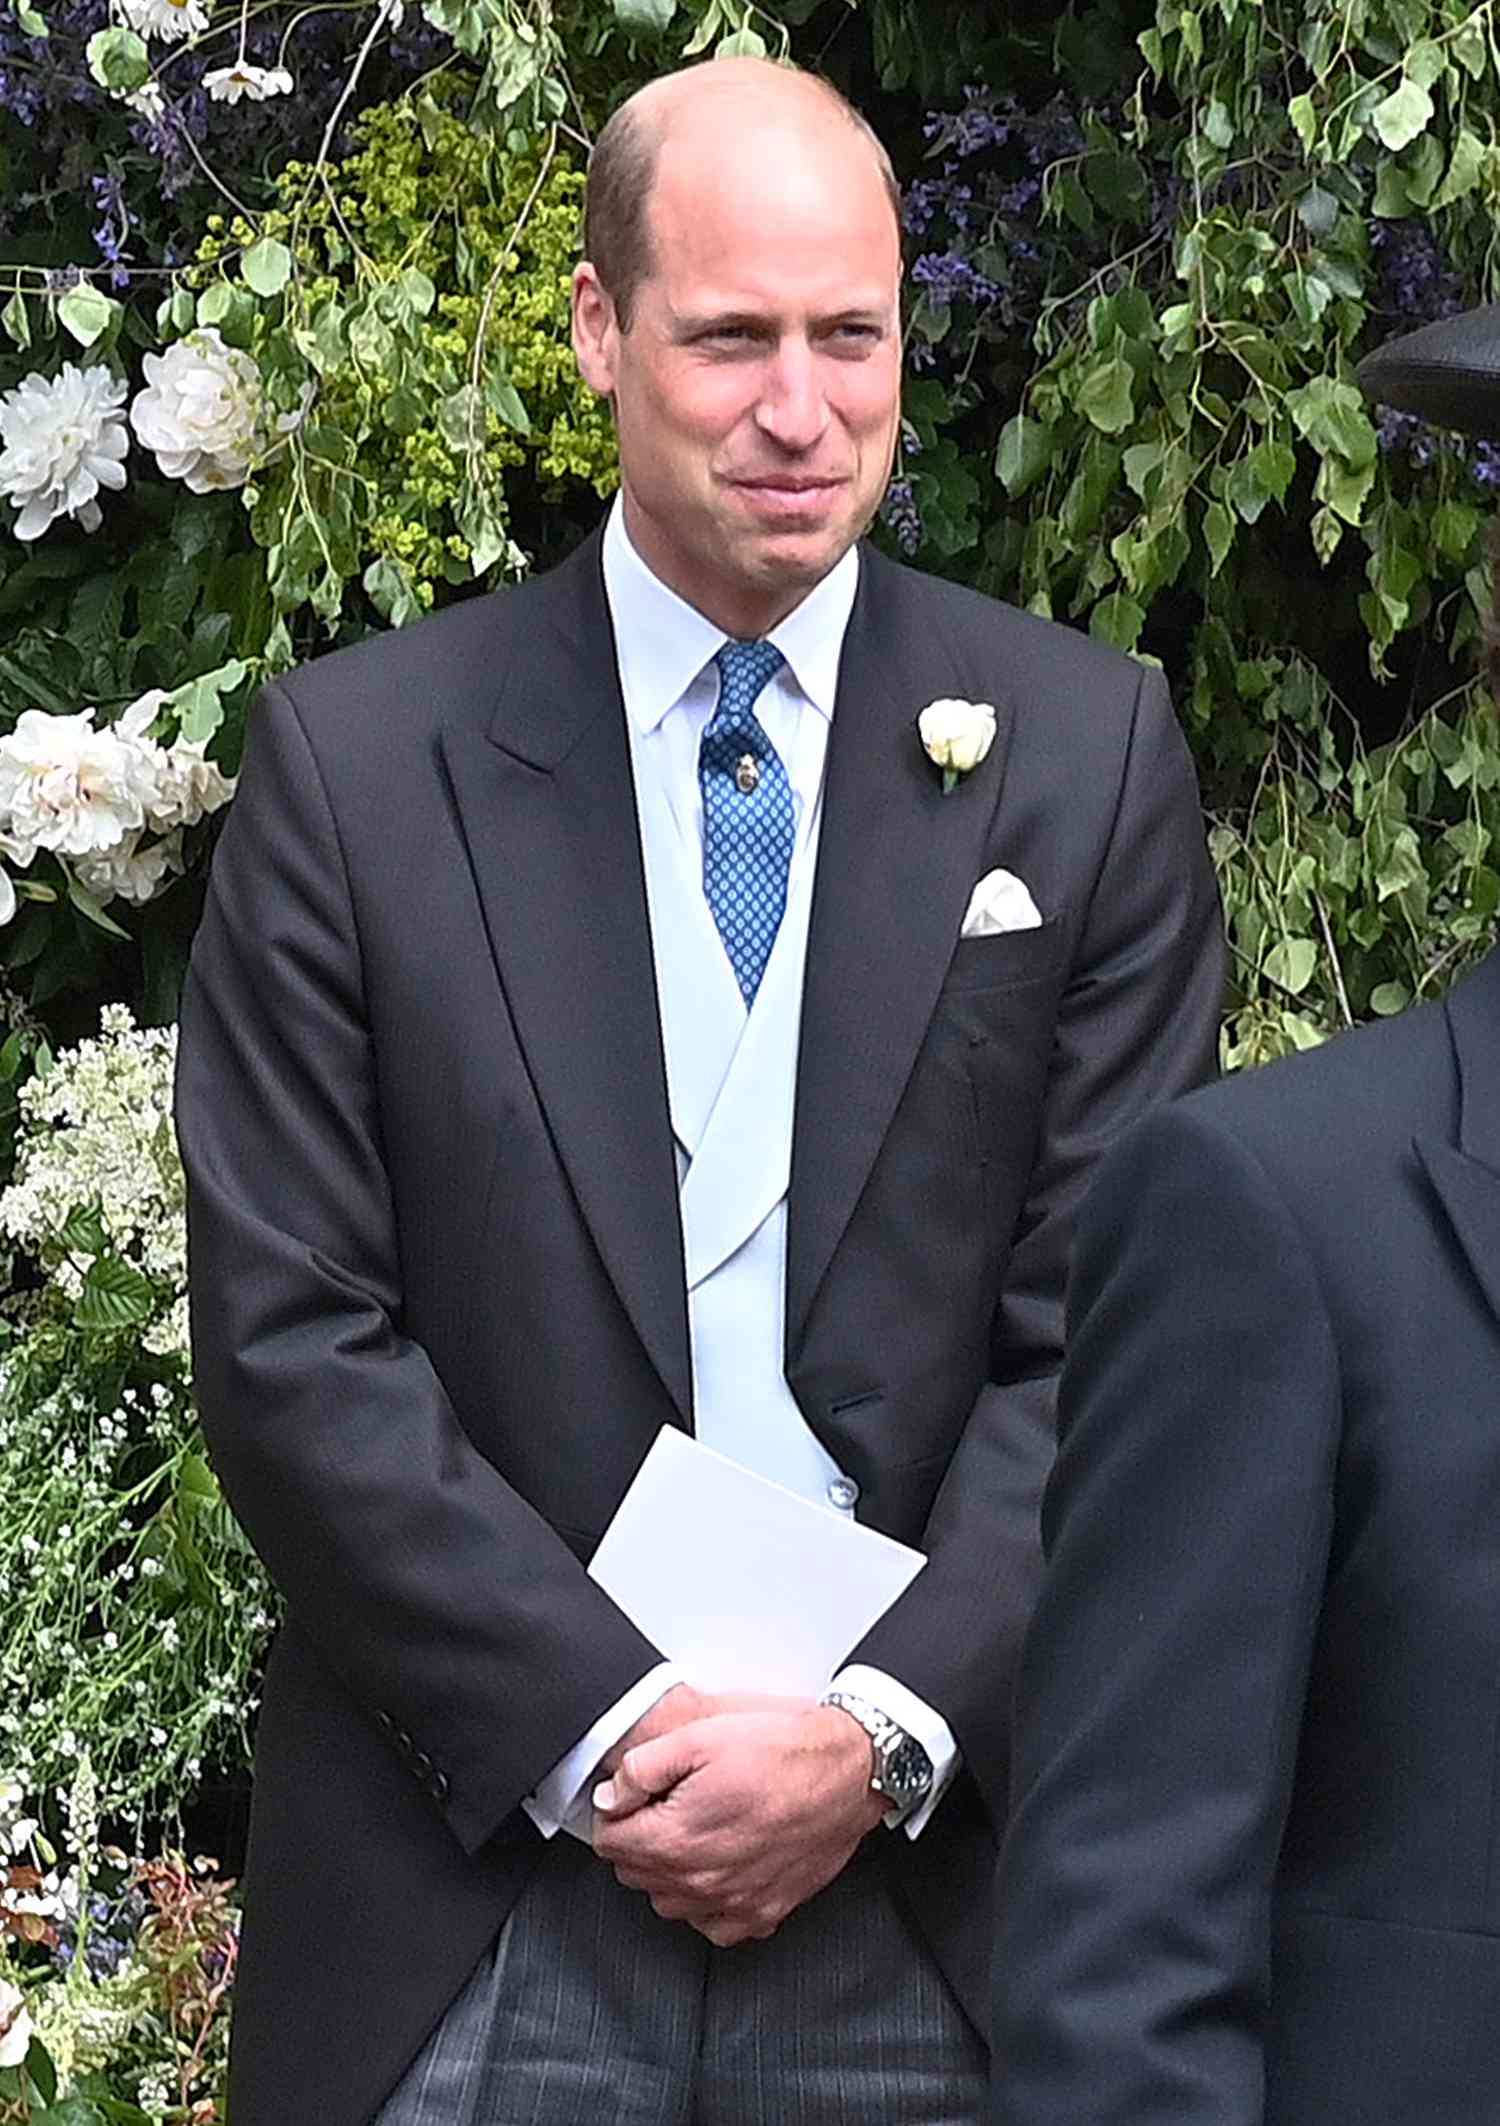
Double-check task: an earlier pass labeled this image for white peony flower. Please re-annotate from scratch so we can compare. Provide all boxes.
[202,58,293,101]
[0,870,16,927]
[130,328,266,493]
[0,364,129,542]
[147,739,235,831]
[0,1976,32,2070]
[119,0,208,40]
[0,708,160,860]
[916,697,998,790]
[75,828,183,905]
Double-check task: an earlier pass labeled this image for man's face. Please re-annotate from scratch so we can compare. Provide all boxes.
[574,94,903,637]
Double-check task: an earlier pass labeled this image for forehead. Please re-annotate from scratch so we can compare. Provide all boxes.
[641,102,900,311]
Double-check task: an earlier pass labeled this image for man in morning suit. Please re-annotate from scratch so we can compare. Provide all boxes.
[176,54,1222,2126]
[991,302,1500,2126]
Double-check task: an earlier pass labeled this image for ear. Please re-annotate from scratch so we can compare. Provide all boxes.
[572,263,620,397]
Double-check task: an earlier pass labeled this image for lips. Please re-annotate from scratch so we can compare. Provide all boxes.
[731,476,846,520]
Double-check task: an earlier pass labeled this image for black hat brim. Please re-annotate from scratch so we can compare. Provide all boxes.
[1356,304,1500,441]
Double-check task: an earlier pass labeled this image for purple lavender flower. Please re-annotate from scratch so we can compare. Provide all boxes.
[880,476,924,558]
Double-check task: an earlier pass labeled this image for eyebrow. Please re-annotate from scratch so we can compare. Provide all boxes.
[672,305,892,340]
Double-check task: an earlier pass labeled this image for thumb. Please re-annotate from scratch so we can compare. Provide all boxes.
[593,1726,702,1818]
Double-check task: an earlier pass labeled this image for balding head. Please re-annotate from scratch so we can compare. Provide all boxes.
[585,57,901,331]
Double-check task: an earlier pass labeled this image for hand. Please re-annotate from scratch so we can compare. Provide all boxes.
[591,1705,885,1947]
[595,1684,795,1783]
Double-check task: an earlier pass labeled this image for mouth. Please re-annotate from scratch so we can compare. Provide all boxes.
[729,476,847,522]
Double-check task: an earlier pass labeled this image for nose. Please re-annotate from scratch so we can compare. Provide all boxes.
[754,338,830,452]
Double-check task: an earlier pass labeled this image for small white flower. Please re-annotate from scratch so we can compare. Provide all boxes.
[119,0,208,40]
[916,697,998,792]
[124,80,167,120]
[0,1978,33,2067]
[148,739,235,831]
[130,327,266,493]
[201,58,293,102]
[0,363,129,541]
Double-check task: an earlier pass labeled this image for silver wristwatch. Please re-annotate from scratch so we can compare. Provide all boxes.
[821,1690,933,1817]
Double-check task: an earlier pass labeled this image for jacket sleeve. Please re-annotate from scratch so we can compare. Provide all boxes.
[848,668,1225,1813]
[176,680,662,1858]
[991,1098,1340,2126]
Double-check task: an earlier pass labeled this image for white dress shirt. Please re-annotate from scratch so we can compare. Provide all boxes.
[526,502,958,1840]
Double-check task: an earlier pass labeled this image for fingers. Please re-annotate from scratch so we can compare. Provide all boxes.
[592,1727,699,1823]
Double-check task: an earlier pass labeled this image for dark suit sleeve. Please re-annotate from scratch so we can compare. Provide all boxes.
[991,1099,1340,2126]
[176,682,662,1856]
[850,668,1225,1806]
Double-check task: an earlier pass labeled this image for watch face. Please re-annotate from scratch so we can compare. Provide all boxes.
[879,1734,933,1807]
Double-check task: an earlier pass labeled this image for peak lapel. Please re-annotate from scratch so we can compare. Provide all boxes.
[1418,948,1500,1334]
[787,552,1012,1352]
[437,539,692,1424]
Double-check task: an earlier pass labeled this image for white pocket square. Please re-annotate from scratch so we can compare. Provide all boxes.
[960,868,1043,939]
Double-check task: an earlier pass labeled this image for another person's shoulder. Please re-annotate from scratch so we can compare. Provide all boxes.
[1125,982,1460,1218]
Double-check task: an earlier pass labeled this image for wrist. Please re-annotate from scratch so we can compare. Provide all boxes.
[813,1704,887,1830]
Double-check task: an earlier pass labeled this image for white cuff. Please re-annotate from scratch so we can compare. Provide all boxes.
[829,1662,960,1840]
[522,1663,683,1845]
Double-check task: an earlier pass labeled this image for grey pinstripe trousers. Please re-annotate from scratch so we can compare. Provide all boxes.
[374,1835,985,2125]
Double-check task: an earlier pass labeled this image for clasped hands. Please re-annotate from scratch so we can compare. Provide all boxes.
[589,1684,885,1948]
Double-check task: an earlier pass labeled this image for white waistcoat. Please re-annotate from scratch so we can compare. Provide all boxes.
[628,740,852,1515]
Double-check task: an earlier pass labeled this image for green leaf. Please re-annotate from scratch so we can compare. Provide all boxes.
[995,414,1054,497]
[1285,378,1377,469]
[178,1450,218,1498]
[1263,936,1317,995]
[197,282,234,327]
[33,2101,109,2126]
[169,659,247,744]
[1373,160,1411,217]
[241,236,292,298]
[1250,438,1297,504]
[1315,454,1375,527]
[1404,38,1447,92]
[1371,78,1433,153]
[1075,356,1135,435]
[1089,591,1145,652]
[1433,501,1480,559]
[74,1254,155,1332]
[1434,129,1486,209]
[716,27,766,56]
[27,2036,57,2106]
[60,1202,107,1257]
[1203,499,1233,576]
[1369,981,1412,1016]
[398,265,436,318]
[1202,98,1233,149]
[57,285,116,348]
[612,0,674,26]
[84,24,148,89]
[1452,15,1487,78]
[13,0,47,33]
[83,23,146,88]
[1288,93,1316,153]
[65,877,130,939]
[1,291,29,350]
[1296,184,1337,237]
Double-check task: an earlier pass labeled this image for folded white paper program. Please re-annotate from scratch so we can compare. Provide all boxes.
[589,1426,927,1695]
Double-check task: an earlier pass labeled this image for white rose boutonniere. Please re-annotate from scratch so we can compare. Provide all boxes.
[917,698,997,795]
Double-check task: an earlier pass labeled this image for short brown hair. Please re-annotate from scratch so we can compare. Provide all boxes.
[583,66,902,332]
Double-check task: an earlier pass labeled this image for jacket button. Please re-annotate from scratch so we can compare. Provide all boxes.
[827,1476,859,1512]
[427,1770,450,1805]
[375,1710,395,1735]
[412,1750,433,1778]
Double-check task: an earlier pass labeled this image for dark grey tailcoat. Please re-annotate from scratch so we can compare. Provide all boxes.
[995,952,1500,2125]
[176,534,1222,2125]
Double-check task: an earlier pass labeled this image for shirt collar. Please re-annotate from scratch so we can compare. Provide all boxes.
[602,497,859,735]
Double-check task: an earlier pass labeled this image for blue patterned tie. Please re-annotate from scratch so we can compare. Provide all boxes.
[699,639,794,1007]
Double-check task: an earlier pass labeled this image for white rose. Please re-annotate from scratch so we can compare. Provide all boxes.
[0,708,160,860]
[129,328,266,494]
[0,1976,32,2069]
[147,738,236,832]
[74,828,183,906]
[917,697,998,780]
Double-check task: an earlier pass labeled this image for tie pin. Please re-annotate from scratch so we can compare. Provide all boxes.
[735,754,761,795]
